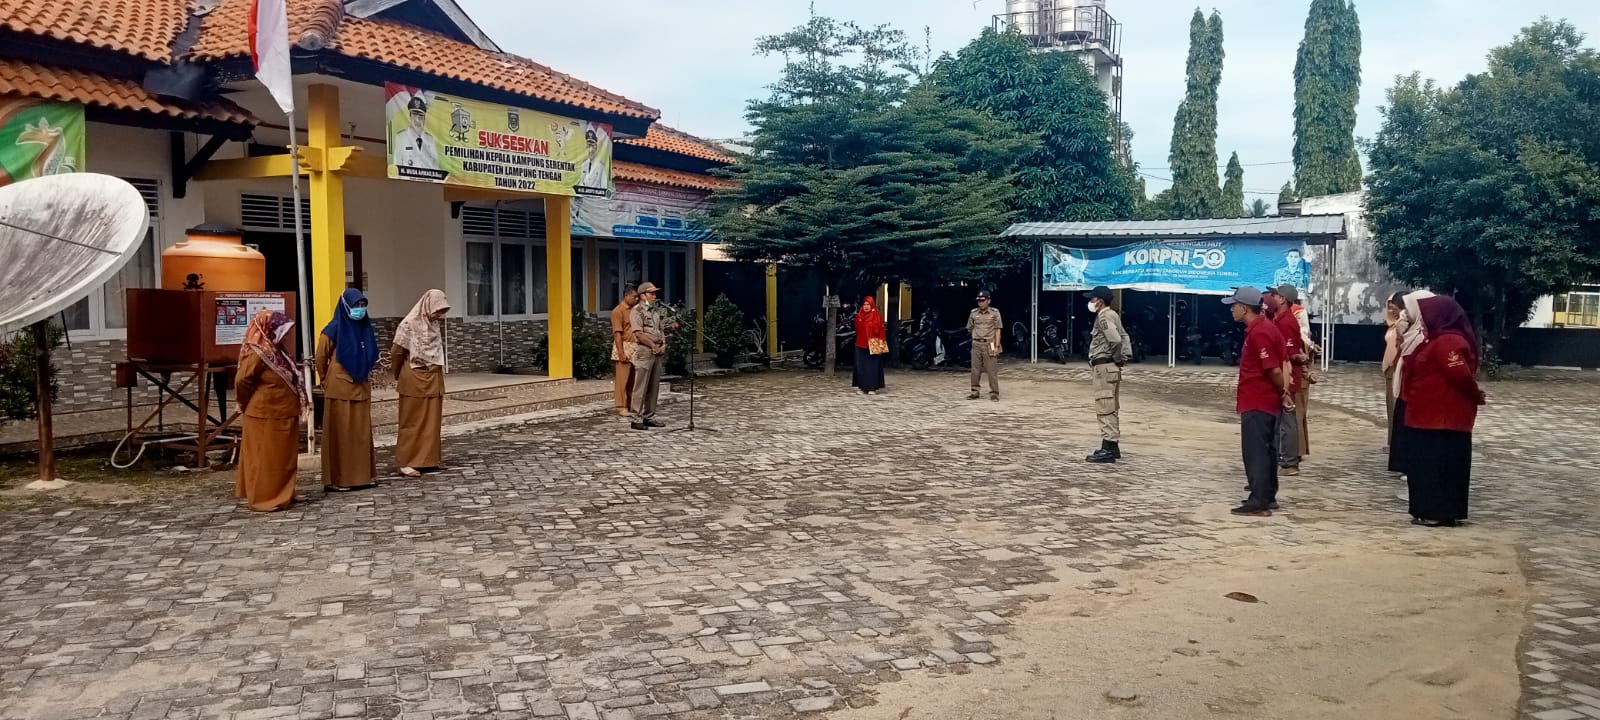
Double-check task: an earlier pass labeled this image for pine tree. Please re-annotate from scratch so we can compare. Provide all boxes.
[1293,0,1363,197]
[1278,181,1298,206]
[1167,9,1225,219]
[1222,152,1245,217]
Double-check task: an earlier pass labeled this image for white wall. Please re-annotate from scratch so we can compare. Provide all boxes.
[85,123,206,254]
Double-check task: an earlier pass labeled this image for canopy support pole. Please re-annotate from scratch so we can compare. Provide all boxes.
[1168,292,1176,369]
[1031,242,1040,364]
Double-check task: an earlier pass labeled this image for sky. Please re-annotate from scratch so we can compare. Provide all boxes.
[460,0,1597,200]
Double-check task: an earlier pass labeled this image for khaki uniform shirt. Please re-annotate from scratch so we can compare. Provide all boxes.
[391,345,444,398]
[610,301,635,362]
[315,335,371,402]
[967,307,1002,349]
[1089,308,1128,362]
[630,303,666,362]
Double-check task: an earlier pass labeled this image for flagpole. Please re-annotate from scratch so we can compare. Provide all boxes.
[288,111,315,452]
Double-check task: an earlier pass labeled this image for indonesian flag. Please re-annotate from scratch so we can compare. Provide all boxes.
[249,0,295,114]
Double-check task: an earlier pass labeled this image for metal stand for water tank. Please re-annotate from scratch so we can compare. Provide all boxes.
[115,360,242,465]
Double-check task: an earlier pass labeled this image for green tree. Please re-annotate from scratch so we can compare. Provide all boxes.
[1167,9,1226,218]
[1366,20,1600,367]
[1278,181,1298,205]
[932,28,1134,223]
[1247,198,1274,218]
[1222,152,1245,217]
[713,14,1032,374]
[1294,0,1364,196]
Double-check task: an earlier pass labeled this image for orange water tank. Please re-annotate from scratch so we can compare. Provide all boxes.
[161,224,266,291]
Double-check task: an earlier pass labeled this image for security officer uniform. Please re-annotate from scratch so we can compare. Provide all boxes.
[1084,286,1129,463]
[628,282,668,429]
[967,290,1002,401]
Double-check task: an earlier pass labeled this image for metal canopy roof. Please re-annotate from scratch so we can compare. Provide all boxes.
[1002,215,1347,244]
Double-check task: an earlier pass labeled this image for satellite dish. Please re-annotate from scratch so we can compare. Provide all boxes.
[0,173,151,335]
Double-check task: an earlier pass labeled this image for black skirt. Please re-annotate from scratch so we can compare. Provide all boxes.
[853,346,886,391]
[1406,428,1472,522]
[1387,399,1408,474]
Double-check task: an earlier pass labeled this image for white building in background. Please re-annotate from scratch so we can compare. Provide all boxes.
[994,0,1125,157]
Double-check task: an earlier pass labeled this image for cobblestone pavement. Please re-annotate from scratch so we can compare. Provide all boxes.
[2,364,1599,720]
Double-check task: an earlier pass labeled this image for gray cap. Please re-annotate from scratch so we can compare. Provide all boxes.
[1221,286,1264,307]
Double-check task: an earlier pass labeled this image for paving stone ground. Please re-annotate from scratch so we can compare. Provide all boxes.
[1,363,1598,720]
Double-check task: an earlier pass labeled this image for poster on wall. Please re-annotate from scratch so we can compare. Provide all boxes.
[384,82,612,197]
[1042,238,1313,297]
[572,181,712,242]
[0,97,85,187]
[214,294,287,346]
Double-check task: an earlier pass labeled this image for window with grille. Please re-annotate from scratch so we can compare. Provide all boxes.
[461,206,557,317]
[240,193,310,230]
[62,178,162,336]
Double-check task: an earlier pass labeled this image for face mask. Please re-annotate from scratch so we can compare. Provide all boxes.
[347,307,367,321]
[1086,301,1099,314]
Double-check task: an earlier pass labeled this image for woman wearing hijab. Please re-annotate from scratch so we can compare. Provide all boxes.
[392,289,450,478]
[852,295,888,395]
[1380,292,1407,447]
[235,310,310,512]
[1401,295,1486,527]
[317,288,380,492]
[1387,289,1435,480]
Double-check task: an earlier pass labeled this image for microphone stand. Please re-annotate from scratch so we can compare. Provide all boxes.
[669,355,714,433]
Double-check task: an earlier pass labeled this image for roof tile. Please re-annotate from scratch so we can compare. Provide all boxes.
[0,0,190,63]
[620,125,734,164]
[191,0,659,120]
[0,57,256,126]
[614,162,736,193]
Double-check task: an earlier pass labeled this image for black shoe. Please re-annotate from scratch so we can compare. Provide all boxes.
[630,422,649,431]
[1107,441,1122,459]
[967,392,981,401]
[1086,441,1117,463]
[645,420,666,428]
[990,393,1000,402]
[1230,505,1272,517]
[1269,501,1280,510]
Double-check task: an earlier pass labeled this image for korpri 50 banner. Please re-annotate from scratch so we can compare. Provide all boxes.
[1042,238,1312,296]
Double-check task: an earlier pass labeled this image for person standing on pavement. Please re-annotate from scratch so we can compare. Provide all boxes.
[611,285,640,417]
[1381,292,1406,449]
[1388,289,1436,483]
[1401,295,1485,527]
[1282,285,1317,451]
[1223,287,1290,518]
[852,295,888,395]
[392,289,450,478]
[1263,286,1308,476]
[316,288,379,493]
[1083,286,1129,463]
[628,282,668,430]
[235,310,310,513]
[967,290,1002,401]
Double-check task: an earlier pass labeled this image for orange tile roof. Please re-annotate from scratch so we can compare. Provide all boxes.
[614,161,736,193]
[0,0,190,63]
[191,0,660,120]
[0,57,256,126]
[620,125,735,164]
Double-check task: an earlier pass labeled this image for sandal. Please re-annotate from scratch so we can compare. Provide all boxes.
[397,467,422,478]
[1411,518,1457,528]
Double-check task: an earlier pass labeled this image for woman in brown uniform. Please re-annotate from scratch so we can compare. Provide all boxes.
[235,310,310,512]
[316,288,380,492]
[392,289,449,478]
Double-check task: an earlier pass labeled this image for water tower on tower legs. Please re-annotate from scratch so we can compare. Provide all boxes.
[994,0,1125,160]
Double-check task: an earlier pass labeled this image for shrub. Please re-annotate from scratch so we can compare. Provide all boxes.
[531,309,614,380]
[0,323,64,424]
[702,294,748,358]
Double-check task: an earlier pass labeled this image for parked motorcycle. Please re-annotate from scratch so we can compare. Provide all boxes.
[802,303,857,369]
[1011,313,1067,363]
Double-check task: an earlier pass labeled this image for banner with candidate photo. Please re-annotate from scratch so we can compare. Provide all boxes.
[1042,238,1312,296]
[384,83,612,197]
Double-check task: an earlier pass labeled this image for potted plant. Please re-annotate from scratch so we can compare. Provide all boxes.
[702,294,748,369]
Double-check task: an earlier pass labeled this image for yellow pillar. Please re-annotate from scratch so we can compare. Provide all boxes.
[545,196,574,378]
[694,243,706,353]
[899,283,913,321]
[765,264,779,357]
[307,84,347,340]
[583,237,599,313]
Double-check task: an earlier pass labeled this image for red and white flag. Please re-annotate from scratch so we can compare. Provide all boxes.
[249,0,295,114]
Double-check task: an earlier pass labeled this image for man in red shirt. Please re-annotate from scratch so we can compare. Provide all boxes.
[1263,286,1309,476]
[1223,287,1291,517]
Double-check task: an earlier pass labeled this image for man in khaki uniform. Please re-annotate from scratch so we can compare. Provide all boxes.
[610,285,639,417]
[628,282,668,430]
[967,289,1002,401]
[1084,286,1129,463]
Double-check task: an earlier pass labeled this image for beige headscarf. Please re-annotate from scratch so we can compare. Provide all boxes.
[1394,289,1436,396]
[393,289,449,369]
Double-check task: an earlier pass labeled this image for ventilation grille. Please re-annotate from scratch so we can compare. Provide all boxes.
[461,206,546,239]
[240,194,310,230]
[122,178,160,220]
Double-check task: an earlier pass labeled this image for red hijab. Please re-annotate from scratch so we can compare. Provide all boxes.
[855,296,885,342]
[1418,296,1479,371]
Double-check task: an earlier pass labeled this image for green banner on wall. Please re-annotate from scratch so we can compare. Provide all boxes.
[0,95,86,187]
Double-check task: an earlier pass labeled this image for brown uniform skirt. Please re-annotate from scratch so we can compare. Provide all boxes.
[237,415,298,512]
[322,398,376,487]
[395,395,443,469]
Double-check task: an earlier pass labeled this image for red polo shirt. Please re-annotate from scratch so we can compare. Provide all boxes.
[1270,308,1304,393]
[1400,333,1482,432]
[1238,316,1287,415]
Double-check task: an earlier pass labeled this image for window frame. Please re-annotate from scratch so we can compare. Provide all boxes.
[63,178,162,341]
